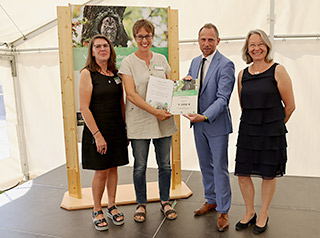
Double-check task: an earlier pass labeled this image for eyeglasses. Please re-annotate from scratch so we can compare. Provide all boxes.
[93,44,109,49]
[248,42,266,48]
[135,34,153,41]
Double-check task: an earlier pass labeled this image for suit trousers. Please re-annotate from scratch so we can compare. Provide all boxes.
[194,123,232,214]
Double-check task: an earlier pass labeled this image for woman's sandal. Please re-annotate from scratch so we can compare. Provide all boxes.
[160,202,177,220]
[107,205,125,226]
[134,204,146,223]
[92,210,109,231]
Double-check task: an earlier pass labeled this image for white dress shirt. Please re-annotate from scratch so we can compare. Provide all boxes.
[198,50,217,83]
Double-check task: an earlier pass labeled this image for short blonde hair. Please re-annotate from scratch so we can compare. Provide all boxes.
[242,29,273,64]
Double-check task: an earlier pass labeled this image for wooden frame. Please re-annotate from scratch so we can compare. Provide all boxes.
[57,6,82,199]
[57,5,192,210]
[168,7,182,190]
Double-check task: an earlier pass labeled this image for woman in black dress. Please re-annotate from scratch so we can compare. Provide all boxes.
[234,29,295,234]
[79,35,129,231]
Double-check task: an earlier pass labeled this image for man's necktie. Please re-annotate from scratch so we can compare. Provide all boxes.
[197,58,207,113]
[199,57,207,93]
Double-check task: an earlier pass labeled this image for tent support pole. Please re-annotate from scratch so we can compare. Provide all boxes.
[269,0,275,58]
[12,53,30,181]
[0,53,30,181]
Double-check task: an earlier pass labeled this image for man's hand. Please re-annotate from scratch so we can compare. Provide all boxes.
[183,113,206,123]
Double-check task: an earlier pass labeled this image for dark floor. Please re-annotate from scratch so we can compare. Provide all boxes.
[0,165,319,238]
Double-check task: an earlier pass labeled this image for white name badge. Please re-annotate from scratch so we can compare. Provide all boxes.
[114,77,121,84]
[154,65,164,71]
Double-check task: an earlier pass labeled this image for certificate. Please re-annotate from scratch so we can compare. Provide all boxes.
[145,76,199,114]
[170,79,198,114]
[145,76,174,111]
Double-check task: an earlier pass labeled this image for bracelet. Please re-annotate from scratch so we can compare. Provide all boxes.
[93,129,100,136]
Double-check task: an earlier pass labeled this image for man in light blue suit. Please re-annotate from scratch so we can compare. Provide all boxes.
[183,23,235,232]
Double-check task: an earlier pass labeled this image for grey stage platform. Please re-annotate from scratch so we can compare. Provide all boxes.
[0,165,319,238]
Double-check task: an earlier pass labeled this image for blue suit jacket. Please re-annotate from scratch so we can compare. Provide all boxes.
[188,50,235,136]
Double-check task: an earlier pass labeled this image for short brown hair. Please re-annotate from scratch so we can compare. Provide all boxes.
[242,29,273,64]
[132,19,155,38]
[198,23,219,38]
[82,34,117,74]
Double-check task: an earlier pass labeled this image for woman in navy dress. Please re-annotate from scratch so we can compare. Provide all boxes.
[234,29,295,234]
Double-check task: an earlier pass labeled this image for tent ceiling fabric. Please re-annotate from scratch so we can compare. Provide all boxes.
[1,0,319,47]
[0,0,88,44]
[0,0,174,45]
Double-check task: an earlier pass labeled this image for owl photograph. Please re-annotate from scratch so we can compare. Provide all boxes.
[80,6,129,47]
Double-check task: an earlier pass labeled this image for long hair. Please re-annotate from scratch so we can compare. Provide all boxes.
[82,34,118,74]
[242,29,273,64]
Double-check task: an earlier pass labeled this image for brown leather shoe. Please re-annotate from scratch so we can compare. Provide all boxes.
[194,202,217,216]
[217,213,229,232]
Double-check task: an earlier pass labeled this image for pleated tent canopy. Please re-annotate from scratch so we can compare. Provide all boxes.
[0,0,319,190]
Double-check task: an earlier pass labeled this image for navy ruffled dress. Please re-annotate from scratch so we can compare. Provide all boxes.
[235,63,287,179]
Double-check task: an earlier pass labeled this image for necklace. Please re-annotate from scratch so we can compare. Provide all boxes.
[99,70,112,83]
[251,62,273,75]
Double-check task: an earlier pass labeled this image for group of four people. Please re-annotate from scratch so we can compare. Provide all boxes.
[79,19,295,234]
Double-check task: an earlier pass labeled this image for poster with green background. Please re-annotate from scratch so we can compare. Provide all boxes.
[71,5,168,70]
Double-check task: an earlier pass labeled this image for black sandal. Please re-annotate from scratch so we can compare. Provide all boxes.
[160,202,177,220]
[134,204,146,223]
[107,205,125,226]
[92,210,108,231]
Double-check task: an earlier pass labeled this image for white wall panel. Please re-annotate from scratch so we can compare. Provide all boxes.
[16,50,66,178]
[177,0,270,40]
[275,0,320,34]
[274,39,320,176]
[0,60,23,189]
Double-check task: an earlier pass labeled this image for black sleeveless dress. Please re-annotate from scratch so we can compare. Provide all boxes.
[235,63,287,179]
[81,71,129,170]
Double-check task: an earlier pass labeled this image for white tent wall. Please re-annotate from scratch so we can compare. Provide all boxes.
[14,26,67,179]
[0,60,23,189]
[274,39,320,176]
[178,0,270,40]
[275,0,320,34]
[0,0,319,189]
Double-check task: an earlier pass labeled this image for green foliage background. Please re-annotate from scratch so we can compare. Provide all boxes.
[71,6,169,69]
[123,7,168,47]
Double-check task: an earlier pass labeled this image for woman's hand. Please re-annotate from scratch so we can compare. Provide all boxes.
[182,75,193,81]
[155,109,172,121]
[94,132,107,154]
